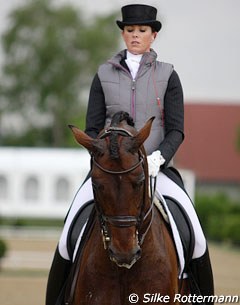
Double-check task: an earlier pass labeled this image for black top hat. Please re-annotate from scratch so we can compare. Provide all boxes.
[116,4,162,32]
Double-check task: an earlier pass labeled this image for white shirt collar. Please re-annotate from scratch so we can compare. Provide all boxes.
[125,51,143,79]
[126,51,143,63]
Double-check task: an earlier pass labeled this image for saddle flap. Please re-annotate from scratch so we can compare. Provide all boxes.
[67,200,95,260]
[164,196,195,270]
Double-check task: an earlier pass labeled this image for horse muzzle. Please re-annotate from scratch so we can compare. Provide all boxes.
[99,215,144,268]
[108,245,142,269]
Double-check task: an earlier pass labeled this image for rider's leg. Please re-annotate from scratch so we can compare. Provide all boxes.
[189,246,214,302]
[45,177,93,305]
[156,172,214,303]
[45,246,71,305]
[58,178,93,260]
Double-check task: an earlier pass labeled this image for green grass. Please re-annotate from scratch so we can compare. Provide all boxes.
[0,268,48,277]
[0,217,64,228]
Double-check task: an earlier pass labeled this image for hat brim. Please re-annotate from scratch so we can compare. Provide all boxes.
[116,20,162,32]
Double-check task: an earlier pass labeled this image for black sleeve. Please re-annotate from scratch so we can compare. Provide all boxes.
[159,70,184,166]
[85,74,106,139]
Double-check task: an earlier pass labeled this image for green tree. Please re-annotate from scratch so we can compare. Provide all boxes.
[0,0,119,146]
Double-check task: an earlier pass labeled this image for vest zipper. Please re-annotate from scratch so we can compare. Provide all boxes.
[130,56,149,121]
[131,79,136,120]
[109,58,151,121]
[109,61,136,120]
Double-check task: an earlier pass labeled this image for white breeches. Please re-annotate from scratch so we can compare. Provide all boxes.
[58,172,206,261]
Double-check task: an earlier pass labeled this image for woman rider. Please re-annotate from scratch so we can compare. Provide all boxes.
[46,4,214,305]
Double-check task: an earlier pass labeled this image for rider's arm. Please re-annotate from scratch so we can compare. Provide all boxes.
[159,70,185,166]
[85,74,106,139]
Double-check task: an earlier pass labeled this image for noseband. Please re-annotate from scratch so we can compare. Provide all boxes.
[92,127,155,249]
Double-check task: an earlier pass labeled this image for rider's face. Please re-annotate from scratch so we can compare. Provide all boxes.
[122,25,157,55]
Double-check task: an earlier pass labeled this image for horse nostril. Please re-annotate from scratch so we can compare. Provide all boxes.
[136,248,142,258]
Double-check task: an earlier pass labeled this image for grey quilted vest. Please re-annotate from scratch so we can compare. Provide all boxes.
[98,49,173,155]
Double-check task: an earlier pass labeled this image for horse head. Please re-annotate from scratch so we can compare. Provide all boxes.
[69,112,154,269]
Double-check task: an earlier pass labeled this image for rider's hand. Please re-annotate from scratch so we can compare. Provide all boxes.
[147,150,165,177]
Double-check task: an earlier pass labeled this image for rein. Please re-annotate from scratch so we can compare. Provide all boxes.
[92,127,156,249]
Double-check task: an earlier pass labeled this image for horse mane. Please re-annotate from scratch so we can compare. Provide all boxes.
[110,111,135,128]
[109,112,135,159]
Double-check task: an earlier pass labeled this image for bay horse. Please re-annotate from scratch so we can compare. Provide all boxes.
[66,112,189,305]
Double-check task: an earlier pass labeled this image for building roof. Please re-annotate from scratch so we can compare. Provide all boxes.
[175,103,240,182]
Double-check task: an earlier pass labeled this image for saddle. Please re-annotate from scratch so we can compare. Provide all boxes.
[67,197,195,276]
[64,201,96,305]
[67,199,95,259]
[164,196,195,271]
[161,166,195,271]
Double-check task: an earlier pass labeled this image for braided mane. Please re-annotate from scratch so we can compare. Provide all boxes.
[109,112,134,159]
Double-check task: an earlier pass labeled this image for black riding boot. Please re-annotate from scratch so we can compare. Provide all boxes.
[189,247,214,305]
[46,246,71,305]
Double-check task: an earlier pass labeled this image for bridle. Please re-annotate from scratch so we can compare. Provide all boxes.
[92,155,144,175]
[91,127,156,249]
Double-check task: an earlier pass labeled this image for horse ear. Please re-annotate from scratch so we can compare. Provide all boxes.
[69,125,94,150]
[68,125,104,154]
[133,117,155,149]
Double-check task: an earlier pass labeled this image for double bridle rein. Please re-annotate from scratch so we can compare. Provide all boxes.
[91,127,156,249]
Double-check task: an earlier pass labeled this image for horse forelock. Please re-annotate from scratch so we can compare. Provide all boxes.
[108,111,136,159]
[109,132,120,159]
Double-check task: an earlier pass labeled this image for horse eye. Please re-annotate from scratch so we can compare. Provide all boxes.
[133,180,144,189]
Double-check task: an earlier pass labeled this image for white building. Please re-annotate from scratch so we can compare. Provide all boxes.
[0,147,90,219]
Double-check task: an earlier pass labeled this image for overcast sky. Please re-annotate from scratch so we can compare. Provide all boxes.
[0,0,240,103]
